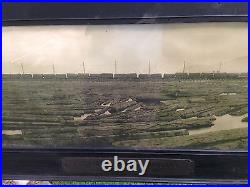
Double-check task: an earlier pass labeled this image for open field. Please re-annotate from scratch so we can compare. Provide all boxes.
[2,79,248,150]
[114,128,248,150]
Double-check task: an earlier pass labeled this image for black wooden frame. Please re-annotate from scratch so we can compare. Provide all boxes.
[2,2,248,184]
[2,148,248,184]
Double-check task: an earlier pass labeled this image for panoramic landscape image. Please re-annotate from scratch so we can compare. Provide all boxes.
[2,23,248,150]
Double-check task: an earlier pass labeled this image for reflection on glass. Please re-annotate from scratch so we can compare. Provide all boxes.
[2,23,248,150]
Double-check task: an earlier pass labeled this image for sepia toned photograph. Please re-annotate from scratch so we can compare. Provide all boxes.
[2,22,248,150]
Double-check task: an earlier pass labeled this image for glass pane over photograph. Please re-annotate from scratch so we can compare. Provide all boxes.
[2,23,248,150]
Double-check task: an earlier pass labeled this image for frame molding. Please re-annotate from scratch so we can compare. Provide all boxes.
[2,2,248,183]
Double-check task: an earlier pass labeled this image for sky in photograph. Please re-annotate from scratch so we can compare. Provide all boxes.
[2,22,247,74]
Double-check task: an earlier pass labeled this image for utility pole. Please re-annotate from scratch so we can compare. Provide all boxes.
[20,63,24,74]
[219,62,222,73]
[52,64,55,75]
[10,61,12,74]
[82,60,86,74]
[9,61,12,74]
[182,61,186,74]
[148,60,151,75]
[114,60,117,75]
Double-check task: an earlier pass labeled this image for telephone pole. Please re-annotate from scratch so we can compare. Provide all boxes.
[20,63,24,74]
[82,60,86,74]
[148,60,151,75]
[114,60,117,75]
[9,62,11,74]
[52,64,55,75]
[182,61,186,73]
[219,62,222,73]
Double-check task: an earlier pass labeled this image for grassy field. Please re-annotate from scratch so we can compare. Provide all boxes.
[2,79,248,150]
[113,128,248,150]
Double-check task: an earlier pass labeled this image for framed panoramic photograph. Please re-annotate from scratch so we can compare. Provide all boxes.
[2,2,248,184]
